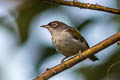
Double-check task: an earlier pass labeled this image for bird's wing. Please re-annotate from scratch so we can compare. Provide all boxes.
[67,27,89,48]
[67,27,99,61]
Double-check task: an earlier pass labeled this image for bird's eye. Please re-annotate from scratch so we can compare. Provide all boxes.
[51,23,57,28]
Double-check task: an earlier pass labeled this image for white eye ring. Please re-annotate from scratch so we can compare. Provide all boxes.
[51,23,57,28]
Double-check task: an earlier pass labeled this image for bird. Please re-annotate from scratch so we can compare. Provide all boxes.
[40,21,99,63]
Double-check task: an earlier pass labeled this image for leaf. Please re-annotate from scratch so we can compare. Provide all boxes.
[17,0,59,43]
[76,19,95,31]
[34,45,57,73]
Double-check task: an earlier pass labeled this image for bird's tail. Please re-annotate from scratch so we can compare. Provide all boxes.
[89,55,99,61]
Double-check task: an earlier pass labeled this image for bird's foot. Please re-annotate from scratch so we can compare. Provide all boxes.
[73,0,77,2]
[78,50,83,60]
[71,0,77,5]
[86,3,90,8]
[61,56,68,64]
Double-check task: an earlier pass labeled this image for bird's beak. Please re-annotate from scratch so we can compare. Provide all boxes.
[40,25,50,28]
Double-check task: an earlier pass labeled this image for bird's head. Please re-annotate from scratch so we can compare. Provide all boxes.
[40,21,68,35]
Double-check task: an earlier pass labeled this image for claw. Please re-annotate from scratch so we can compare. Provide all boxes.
[61,56,68,63]
[95,3,99,7]
[78,50,82,60]
[73,0,77,2]
[72,0,78,5]
[86,3,90,8]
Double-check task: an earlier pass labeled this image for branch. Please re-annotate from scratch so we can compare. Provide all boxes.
[44,0,120,14]
[34,32,120,80]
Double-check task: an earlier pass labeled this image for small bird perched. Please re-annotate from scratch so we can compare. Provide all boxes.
[41,21,99,63]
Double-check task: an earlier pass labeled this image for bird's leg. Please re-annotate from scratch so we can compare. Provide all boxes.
[78,50,82,60]
[73,0,77,2]
[61,56,68,63]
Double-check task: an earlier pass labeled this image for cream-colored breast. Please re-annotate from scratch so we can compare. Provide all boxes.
[52,30,88,57]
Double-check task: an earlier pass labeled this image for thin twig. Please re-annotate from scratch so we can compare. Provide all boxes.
[44,0,120,14]
[34,32,120,80]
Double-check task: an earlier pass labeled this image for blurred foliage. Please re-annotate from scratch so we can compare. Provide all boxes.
[16,0,95,75]
[17,0,59,43]
[35,45,56,73]
[1,0,120,80]
[74,49,120,80]
[76,18,95,30]
[14,0,120,79]
[114,0,120,31]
